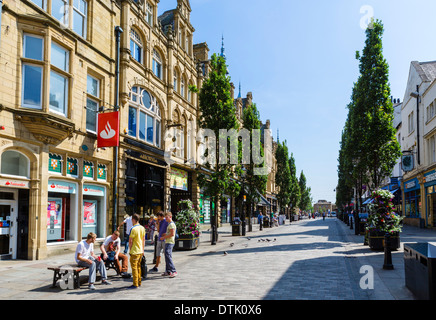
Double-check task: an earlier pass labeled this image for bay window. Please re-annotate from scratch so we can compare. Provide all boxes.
[21,34,71,118]
[22,34,44,109]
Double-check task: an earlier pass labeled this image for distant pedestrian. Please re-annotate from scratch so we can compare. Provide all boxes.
[128,214,146,289]
[322,212,326,221]
[118,214,133,254]
[160,212,177,278]
[150,211,168,273]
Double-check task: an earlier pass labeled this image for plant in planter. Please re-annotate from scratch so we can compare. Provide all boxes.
[366,189,403,251]
[174,199,201,251]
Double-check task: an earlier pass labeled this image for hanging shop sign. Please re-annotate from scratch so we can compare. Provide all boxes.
[97,111,120,148]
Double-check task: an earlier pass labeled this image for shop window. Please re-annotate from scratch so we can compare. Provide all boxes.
[0,150,30,178]
[49,153,63,174]
[82,185,106,238]
[47,180,78,243]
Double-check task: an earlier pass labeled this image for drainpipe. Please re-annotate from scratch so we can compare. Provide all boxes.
[112,26,123,232]
[0,0,3,49]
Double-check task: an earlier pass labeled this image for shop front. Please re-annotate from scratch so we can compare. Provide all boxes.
[124,150,166,224]
[169,167,192,215]
[0,149,32,260]
[82,184,107,238]
[47,180,78,243]
[424,170,436,228]
[403,177,421,227]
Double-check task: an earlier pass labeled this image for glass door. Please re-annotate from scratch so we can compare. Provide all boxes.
[0,190,18,259]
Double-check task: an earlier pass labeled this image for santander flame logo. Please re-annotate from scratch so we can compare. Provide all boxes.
[100,122,116,140]
[97,111,119,148]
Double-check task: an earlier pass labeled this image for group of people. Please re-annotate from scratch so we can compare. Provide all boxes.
[74,211,177,290]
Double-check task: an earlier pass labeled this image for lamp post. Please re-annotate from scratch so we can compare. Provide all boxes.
[112,26,123,232]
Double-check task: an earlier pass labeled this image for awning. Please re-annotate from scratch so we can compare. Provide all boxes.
[362,198,374,205]
[257,191,272,207]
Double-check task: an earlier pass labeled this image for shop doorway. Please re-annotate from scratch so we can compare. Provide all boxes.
[427,193,436,227]
[0,189,18,260]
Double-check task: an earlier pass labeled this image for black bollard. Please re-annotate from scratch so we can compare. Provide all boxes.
[383,233,394,270]
[153,234,158,264]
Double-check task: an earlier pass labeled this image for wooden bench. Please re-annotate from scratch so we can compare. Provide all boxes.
[47,265,88,289]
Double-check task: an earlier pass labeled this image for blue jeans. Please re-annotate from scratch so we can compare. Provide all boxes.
[77,257,107,284]
[164,243,176,273]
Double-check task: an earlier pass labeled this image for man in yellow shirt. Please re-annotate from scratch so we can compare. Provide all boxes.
[128,214,145,288]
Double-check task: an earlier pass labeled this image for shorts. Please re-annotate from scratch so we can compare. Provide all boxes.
[156,240,165,257]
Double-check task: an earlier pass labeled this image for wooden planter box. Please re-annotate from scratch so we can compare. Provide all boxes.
[175,234,200,251]
[368,231,400,251]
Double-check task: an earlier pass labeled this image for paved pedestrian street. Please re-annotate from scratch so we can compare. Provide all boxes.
[1,217,434,301]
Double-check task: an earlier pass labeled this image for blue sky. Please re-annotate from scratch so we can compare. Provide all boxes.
[158,0,436,205]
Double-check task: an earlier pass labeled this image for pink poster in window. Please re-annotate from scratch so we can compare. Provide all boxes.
[83,201,96,226]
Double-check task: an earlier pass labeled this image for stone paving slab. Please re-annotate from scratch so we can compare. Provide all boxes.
[0,217,435,300]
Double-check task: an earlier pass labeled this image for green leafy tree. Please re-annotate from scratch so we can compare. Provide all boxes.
[288,153,301,214]
[242,103,267,228]
[298,171,312,212]
[354,20,401,191]
[197,53,241,245]
[275,141,292,214]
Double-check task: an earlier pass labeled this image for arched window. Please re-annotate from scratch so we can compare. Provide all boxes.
[152,49,162,79]
[130,28,142,63]
[128,86,161,148]
[1,150,30,178]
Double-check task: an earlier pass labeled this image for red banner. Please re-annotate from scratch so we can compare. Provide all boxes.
[97,111,120,148]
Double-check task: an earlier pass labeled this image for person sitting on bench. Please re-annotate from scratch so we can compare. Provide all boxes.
[75,232,112,290]
[100,231,129,277]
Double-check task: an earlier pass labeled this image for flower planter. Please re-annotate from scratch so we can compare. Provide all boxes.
[175,234,200,251]
[368,231,400,251]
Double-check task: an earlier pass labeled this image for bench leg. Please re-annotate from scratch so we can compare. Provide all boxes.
[51,270,60,288]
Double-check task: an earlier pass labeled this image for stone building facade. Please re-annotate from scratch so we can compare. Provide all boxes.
[0,0,204,260]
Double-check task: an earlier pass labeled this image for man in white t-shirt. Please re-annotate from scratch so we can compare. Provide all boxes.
[118,215,133,254]
[100,231,129,276]
[75,232,112,290]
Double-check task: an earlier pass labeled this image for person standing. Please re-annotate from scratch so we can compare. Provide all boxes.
[75,232,112,290]
[128,214,146,289]
[150,211,167,273]
[118,214,133,254]
[160,212,177,278]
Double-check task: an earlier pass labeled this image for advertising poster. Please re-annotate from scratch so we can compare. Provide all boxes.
[170,167,188,191]
[83,200,97,226]
[47,198,62,229]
